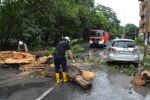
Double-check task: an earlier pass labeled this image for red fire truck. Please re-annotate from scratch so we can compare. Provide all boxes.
[88,30,109,48]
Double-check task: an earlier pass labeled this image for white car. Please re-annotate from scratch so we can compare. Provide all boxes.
[107,39,140,64]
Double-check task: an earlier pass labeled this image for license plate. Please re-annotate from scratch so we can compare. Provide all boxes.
[119,51,130,55]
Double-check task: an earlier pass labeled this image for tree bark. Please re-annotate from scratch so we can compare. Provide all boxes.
[67,63,93,89]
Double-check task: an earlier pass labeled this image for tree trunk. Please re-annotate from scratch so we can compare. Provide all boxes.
[67,63,93,89]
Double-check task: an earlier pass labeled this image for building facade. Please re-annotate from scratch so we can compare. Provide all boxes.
[139,0,150,43]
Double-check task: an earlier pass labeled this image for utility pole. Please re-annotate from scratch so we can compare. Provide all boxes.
[123,12,126,38]
[123,25,125,38]
[144,0,150,56]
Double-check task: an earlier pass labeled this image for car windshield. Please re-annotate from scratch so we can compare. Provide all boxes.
[90,31,103,36]
[112,40,135,48]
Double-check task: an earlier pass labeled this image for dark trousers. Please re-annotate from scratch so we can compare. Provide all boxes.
[54,55,67,73]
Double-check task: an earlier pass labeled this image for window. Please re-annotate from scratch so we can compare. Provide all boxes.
[112,41,135,48]
[90,31,104,36]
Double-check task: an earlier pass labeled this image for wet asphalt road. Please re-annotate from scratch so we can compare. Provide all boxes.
[43,64,150,100]
[0,48,150,100]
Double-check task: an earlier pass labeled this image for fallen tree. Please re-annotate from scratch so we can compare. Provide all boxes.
[0,51,53,75]
[0,51,95,89]
[0,51,35,64]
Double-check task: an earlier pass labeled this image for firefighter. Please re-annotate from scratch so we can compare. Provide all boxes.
[54,36,75,83]
[18,41,28,52]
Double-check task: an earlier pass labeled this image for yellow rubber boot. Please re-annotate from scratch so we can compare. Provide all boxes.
[62,72,68,83]
[55,73,60,84]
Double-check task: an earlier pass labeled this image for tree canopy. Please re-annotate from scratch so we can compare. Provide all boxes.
[0,0,133,50]
[124,24,138,39]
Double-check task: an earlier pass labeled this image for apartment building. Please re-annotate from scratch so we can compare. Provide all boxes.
[139,0,150,43]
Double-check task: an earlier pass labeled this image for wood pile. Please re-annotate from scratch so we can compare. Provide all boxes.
[19,55,53,75]
[0,51,35,64]
[133,70,150,86]
[0,51,95,89]
[0,51,53,75]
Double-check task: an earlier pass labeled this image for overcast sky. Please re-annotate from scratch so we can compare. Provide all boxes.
[95,0,140,26]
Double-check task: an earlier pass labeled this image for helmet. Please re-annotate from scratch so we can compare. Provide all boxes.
[64,36,70,42]
[19,41,23,45]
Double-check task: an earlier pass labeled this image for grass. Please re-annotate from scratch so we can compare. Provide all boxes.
[140,55,150,71]
[72,44,84,54]
[122,64,136,75]
[110,64,137,76]
[85,57,94,64]
[143,55,150,64]
[71,39,84,54]
[135,36,144,46]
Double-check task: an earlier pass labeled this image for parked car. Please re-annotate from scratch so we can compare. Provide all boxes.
[88,30,109,48]
[107,39,140,64]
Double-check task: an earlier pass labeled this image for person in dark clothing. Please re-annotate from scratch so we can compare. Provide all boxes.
[18,41,28,52]
[54,36,75,83]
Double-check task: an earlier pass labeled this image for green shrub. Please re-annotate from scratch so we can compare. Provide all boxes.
[71,39,80,45]
[112,65,120,69]
[122,64,136,75]
[142,56,150,70]
[85,57,94,64]
[45,47,56,56]
[71,39,84,54]
[30,45,42,51]
[142,64,150,71]
[72,44,84,53]
[143,55,150,63]
[135,36,144,46]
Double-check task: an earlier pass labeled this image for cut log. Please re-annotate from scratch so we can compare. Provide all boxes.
[68,71,92,89]
[49,63,55,68]
[0,51,35,64]
[67,64,93,89]
[133,73,145,86]
[141,70,150,84]
[36,55,53,65]
[20,56,52,70]
[142,70,150,78]
[19,55,53,75]
[67,62,94,81]
[81,70,95,81]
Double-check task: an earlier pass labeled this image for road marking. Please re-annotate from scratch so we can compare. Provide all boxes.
[35,87,54,100]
